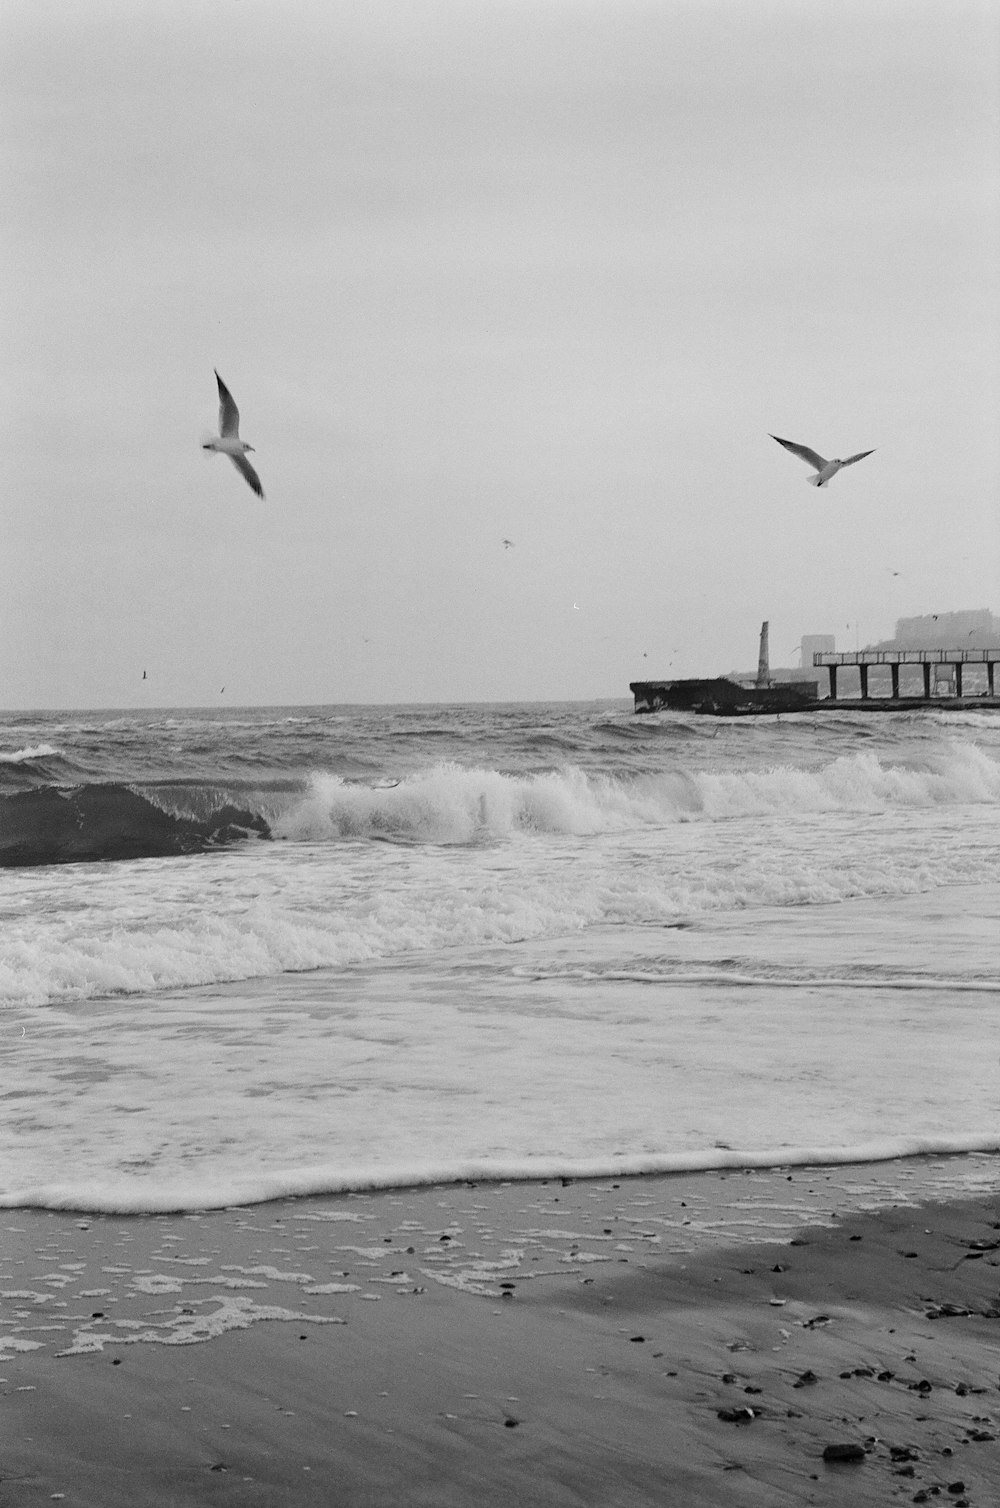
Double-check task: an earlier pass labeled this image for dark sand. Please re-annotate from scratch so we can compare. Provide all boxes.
[2,1160,999,1506]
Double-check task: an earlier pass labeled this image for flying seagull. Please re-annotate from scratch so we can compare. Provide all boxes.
[203,371,265,498]
[770,434,875,488]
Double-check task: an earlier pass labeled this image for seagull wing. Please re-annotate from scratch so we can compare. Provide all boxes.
[215,371,241,438]
[770,435,828,470]
[229,453,264,499]
[840,448,876,468]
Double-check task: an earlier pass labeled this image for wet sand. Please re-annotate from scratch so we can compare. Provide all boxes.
[2,1159,999,1507]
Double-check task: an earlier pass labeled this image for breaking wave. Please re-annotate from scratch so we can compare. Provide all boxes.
[0,743,62,764]
[2,740,995,869]
[276,744,1000,845]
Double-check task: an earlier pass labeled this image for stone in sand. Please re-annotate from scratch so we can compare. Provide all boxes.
[822,1443,865,1462]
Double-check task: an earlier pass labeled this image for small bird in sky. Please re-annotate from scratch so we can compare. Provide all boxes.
[770,434,876,487]
[203,371,265,498]
[502,538,515,549]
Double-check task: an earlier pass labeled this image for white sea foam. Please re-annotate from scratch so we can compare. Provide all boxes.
[0,1336,45,1359]
[275,745,1000,844]
[3,706,999,1218]
[1,793,998,1008]
[0,743,61,763]
[5,1138,1000,1216]
[3,883,998,1215]
[55,1297,346,1354]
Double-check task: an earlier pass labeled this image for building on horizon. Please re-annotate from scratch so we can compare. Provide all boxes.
[875,609,1000,650]
[800,634,836,671]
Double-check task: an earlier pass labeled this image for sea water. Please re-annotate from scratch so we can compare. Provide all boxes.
[1,701,998,1213]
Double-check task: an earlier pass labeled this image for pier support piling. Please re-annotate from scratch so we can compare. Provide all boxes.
[811,646,999,707]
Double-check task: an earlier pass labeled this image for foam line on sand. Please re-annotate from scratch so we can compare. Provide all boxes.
[2,1155,999,1506]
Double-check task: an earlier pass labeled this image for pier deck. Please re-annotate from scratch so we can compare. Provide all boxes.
[814,647,1000,701]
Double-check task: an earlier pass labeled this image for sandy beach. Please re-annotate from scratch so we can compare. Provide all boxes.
[2,1158,999,1507]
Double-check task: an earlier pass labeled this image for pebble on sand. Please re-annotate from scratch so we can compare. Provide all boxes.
[717,1407,755,1424]
[821,1442,865,1463]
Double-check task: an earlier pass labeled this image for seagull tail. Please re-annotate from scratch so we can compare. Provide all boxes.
[806,474,825,487]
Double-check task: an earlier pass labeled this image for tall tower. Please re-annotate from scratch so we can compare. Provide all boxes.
[756,621,770,687]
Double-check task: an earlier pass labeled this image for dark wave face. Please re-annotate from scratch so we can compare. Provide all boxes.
[0,784,270,867]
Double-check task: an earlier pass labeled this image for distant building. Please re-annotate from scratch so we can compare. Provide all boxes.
[857,608,999,698]
[800,634,835,671]
[878,609,1000,650]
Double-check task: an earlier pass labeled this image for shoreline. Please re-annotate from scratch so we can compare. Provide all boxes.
[3,1157,999,1506]
[6,1137,1000,1217]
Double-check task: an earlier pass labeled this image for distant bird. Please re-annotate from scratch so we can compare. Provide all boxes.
[142,670,147,680]
[770,434,875,487]
[203,371,265,498]
[502,538,515,549]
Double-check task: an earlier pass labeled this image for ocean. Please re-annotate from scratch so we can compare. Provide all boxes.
[2,700,998,1215]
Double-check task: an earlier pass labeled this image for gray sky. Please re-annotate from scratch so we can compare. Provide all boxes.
[4,0,998,708]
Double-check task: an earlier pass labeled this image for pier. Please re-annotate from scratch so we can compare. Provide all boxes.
[814,648,1000,702]
[631,623,1000,716]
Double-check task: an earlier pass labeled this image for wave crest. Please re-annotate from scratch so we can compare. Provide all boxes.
[0,743,62,764]
[276,744,1000,844]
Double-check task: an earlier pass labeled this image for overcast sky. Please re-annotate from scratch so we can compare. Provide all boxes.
[3,0,998,708]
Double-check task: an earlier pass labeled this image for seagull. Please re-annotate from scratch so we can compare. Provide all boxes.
[203,371,265,498]
[770,434,875,487]
[502,538,515,549]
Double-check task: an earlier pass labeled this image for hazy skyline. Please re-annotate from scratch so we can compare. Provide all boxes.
[4,0,998,708]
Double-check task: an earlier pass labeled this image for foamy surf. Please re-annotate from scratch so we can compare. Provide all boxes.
[3,702,998,1219]
[5,1136,1000,1215]
[0,743,61,763]
[274,743,1000,845]
[2,797,998,1007]
[4,881,998,1215]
